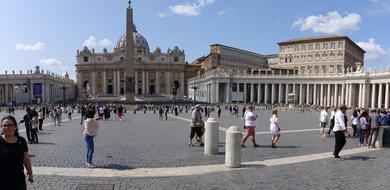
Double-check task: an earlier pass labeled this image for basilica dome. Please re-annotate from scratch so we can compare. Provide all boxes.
[116,27,149,54]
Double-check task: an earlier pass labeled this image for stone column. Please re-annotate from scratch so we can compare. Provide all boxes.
[226,82,231,103]
[299,84,303,105]
[41,83,45,103]
[264,84,269,104]
[306,84,310,105]
[359,84,363,108]
[155,71,159,94]
[102,71,106,95]
[146,71,149,94]
[118,71,121,94]
[385,83,389,109]
[180,72,185,98]
[334,84,338,107]
[285,84,289,104]
[166,72,171,95]
[313,84,317,106]
[257,83,261,104]
[278,84,283,103]
[327,84,331,106]
[348,84,353,108]
[320,84,324,106]
[113,71,117,95]
[271,83,275,104]
[215,82,220,103]
[141,71,146,95]
[340,84,345,105]
[135,71,138,95]
[243,83,247,103]
[378,83,383,108]
[4,83,8,103]
[362,83,367,108]
[250,83,254,103]
[371,83,376,108]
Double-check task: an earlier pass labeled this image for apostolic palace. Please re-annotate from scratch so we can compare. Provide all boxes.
[2,2,390,110]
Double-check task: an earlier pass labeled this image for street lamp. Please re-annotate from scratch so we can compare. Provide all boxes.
[191,83,199,104]
[59,79,68,106]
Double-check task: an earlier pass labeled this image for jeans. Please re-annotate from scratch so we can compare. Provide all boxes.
[38,118,44,130]
[85,135,95,164]
[359,129,366,145]
[334,131,346,157]
[80,114,85,124]
[25,126,32,142]
[368,128,380,147]
[31,128,38,143]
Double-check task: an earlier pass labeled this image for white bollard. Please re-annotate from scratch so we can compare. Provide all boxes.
[225,126,242,168]
[204,118,219,155]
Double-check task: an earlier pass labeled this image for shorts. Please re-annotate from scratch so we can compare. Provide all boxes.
[190,127,203,139]
[320,122,327,128]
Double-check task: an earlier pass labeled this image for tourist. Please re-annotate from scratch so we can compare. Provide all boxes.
[319,106,328,138]
[118,105,124,121]
[67,105,72,120]
[188,104,204,147]
[333,105,349,160]
[22,108,32,143]
[0,115,34,189]
[217,106,221,118]
[368,109,380,148]
[83,109,101,168]
[80,105,86,125]
[241,105,260,148]
[358,111,368,146]
[57,107,63,123]
[164,107,169,120]
[30,116,39,144]
[38,107,45,131]
[327,107,337,135]
[158,107,164,120]
[270,109,281,148]
[53,108,61,126]
[351,110,359,137]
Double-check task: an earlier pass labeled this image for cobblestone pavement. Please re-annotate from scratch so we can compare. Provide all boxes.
[1,109,389,189]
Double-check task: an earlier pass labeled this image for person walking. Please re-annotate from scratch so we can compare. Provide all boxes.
[368,109,380,148]
[358,111,368,146]
[22,108,32,144]
[241,105,260,148]
[0,115,34,190]
[188,104,204,147]
[67,106,72,120]
[217,106,221,118]
[158,107,164,120]
[80,105,86,125]
[270,109,281,148]
[351,110,359,137]
[319,107,328,138]
[53,108,61,126]
[164,107,169,120]
[83,109,100,168]
[38,108,45,131]
[30,116,39,144]
[333,105,349,160]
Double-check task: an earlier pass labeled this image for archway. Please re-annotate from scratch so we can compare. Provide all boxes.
[149,85,155,95]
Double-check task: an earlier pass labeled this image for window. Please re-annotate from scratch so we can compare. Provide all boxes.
[138,57,142,61]
[174,56,179,62]
[239,84,244,92]
[83,57,88,62]
[232,83,237,91]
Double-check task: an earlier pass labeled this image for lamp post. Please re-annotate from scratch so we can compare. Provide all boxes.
[59,79,68,106]
[191,83,199,104]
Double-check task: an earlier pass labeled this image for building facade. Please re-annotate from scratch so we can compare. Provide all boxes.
[75,3,200,102]
[188,36,390,109]
[0,66,76,105]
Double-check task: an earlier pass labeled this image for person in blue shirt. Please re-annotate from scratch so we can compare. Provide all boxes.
[22,108,32,144]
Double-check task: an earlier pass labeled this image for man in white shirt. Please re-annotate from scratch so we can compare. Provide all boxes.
[333,105,349,160]
[241,105,260,148]
[319,107,328,138]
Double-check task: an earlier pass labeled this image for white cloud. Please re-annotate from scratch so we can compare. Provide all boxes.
[357,38,387,60]
[15,42,44,51]
[40,58,62,67]
[82,36,112,48]
[293,11,361,34]
[218,10,227,16]
[158,12,167,18]
[169,0,216,16]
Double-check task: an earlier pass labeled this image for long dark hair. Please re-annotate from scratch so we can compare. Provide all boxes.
[1,115,19,137]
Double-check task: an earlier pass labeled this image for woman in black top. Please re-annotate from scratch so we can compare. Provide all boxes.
[0,115,33,190]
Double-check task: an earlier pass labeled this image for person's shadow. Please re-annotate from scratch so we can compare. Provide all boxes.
[344,156,376,161]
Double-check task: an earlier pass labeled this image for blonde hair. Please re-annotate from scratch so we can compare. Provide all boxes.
[272,109,278,115]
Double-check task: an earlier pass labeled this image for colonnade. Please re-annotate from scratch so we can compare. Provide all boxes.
[207,81,390,109]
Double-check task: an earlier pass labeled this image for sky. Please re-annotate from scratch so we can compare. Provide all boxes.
[1,0,390,80]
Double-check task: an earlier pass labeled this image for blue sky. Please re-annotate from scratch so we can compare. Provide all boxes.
[1,0,390,79]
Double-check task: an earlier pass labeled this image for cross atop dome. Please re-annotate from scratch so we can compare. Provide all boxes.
[128,0,131,7]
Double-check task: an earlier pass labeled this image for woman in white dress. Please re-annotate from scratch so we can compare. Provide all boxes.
[270,109,280,148]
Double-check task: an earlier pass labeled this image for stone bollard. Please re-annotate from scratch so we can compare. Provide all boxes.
[204,118,219,155]
[225,126,242,168]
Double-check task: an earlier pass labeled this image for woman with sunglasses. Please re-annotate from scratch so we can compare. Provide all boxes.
[0,115,33,190]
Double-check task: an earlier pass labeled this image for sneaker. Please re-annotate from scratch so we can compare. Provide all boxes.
[241,144,246,148]
[86,163,96,168]
[253,144,260,148]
